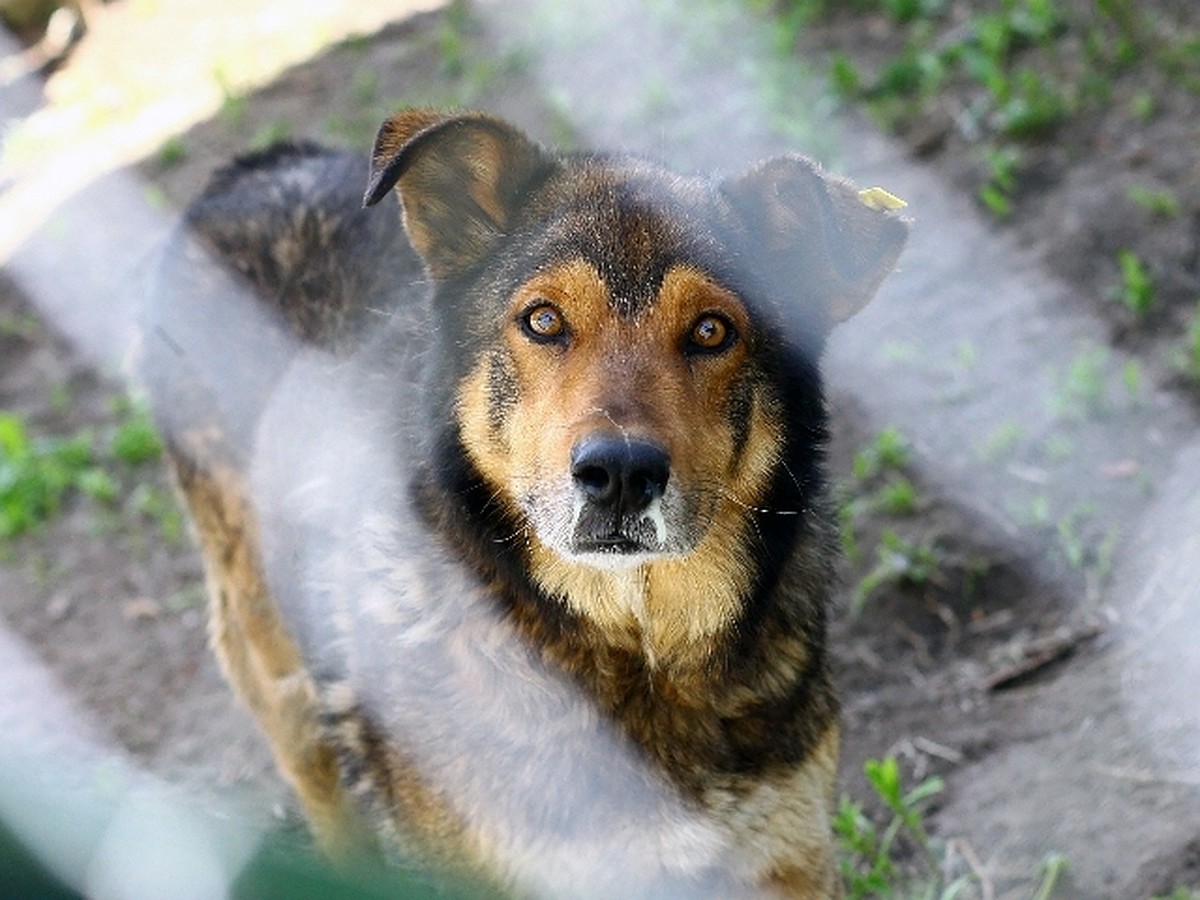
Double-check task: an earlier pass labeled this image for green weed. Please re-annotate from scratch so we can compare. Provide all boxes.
[1056,505,1094,570]
[437,0,472,79]
[351,68,380,105]
[853,428,911,482]
[978,146,1021,218]
[1027,494,1052,527]
[1113,250,1154,318]
[0,400,165,541]
[1128,90,1156,119]
[155,135,188,168]
[214,66,248,126]
[840,501,862,562]
[1128,185,1179,218]
[1034,853,1069,900]
[1051,345,1112,419]
[995,67,1069,137]
[1122,359,1142,404]
[0,414,106,538]
[1185,306,1200,385]
[249,120,293,152]
[836,756,969,898]
[46,383,73,416]
[976,419,1024,462]
[0,310,41,341]
[876,477,920,517]
[129,483,184,547]
[110,403,164,467]
[841,429,927,593]
[1040,433,1075,463]
[830,54,862,97]
[852,530,940,614]
[165,583,207,613]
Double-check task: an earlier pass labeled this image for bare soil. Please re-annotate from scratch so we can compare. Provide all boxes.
[1,1,1199,897]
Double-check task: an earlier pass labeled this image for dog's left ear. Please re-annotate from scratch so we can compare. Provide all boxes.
[721,156,909,324]
[364,109,556,280]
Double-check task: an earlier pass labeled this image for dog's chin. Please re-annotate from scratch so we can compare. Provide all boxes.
[567,543,671,571]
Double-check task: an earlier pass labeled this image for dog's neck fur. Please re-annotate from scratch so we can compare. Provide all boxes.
[526,538,752,671]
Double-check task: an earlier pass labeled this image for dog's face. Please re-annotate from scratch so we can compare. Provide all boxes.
[365,110,907,617]
[463,252,774,570]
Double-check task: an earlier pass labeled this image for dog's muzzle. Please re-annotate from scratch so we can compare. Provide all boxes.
[569,434,670,555]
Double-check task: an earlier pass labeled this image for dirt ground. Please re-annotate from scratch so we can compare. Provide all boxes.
[1,1,1199,897]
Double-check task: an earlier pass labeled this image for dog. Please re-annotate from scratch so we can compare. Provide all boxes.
[142,108,907,897]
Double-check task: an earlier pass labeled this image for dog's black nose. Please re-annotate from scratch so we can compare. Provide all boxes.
[570,435,670,518]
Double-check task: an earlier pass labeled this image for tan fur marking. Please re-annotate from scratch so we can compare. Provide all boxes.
[168,440,374,864]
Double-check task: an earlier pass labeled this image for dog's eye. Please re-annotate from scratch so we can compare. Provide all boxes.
[521,303,567,343]
[687,314,736,354]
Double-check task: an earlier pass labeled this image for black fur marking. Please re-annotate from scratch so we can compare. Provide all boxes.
[485,351,518,440]
[726,370,757,466]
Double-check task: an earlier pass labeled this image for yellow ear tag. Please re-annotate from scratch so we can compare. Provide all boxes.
[858,186,908,211]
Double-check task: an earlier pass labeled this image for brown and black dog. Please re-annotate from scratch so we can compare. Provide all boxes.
[143,108,907,897]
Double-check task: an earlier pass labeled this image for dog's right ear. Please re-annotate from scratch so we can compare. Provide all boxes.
[721,156,909,328]
[364,109,556,281]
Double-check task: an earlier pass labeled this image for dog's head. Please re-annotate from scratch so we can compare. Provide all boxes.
[365,110,907,618]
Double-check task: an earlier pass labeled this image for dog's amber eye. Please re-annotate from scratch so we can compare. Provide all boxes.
[521,303,567,343]
[688,314,735,354]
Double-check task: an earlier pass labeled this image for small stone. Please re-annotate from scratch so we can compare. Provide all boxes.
[122,598,161,622]
[47,594,72,622]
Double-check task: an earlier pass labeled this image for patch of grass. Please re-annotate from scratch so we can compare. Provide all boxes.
[1128,89,1156,120]
[46,382,73,416]
[1027,493,1052,527]
[810,0,1200,217]
[875,476,920,517]
[214,66,248,127]
[351,68,380,106]
[437,0,472,79]
[1051,345,1113,420]
[1127,184,1180,218]
[976,419,1024,462]
[1056,504,1095,570]
[841,428,927,578]
[0,310,42,341]
[109,402,163,467]
[830,53,862,97]
[853,427,912,482]
[978,146,1021,218]
[0,414,106,538]
[1034,853,1069,900]
[1040,433,1076,463]
[1113,249,1154,318]
[852,529,941,614]
[155,135,188,168]
[1153,889,1200,900]
[1122,359,1142,404]
[165,583,207,613]
[994,67,1069,138]
[247,120,292,152]
[129,483,184,547]
[1184,306,1200,386]
[836,756,970,898]
[0,399,165,542]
